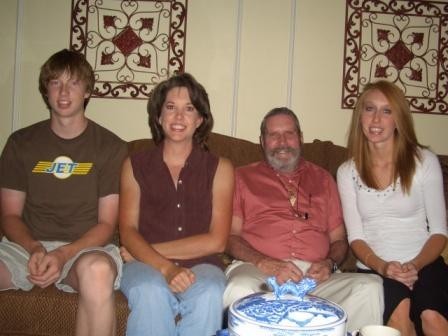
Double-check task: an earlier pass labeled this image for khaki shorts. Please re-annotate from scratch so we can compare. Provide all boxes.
[0,237,123,293]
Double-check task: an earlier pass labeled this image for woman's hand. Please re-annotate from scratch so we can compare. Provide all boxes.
[383,261,418,289]
[399,262,419,289]
[120,246,136,263]
[164,264,196,293]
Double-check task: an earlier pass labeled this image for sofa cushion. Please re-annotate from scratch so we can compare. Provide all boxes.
[0,286,129,335]
[128,132,264,168]
[0,134,446,336]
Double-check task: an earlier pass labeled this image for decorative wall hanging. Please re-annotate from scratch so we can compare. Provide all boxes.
[342,0,447,114]
[70,0,187,99]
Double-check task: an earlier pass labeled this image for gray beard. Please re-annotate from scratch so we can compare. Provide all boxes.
[265,147,301,173]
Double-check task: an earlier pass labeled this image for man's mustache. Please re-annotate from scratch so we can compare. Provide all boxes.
[270,146,296,154]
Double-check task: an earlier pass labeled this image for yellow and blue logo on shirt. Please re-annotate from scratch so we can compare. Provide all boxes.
[32,156,93,179]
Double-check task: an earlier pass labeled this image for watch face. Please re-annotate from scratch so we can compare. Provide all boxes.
[333,262,338,272]
[328,258,338,273]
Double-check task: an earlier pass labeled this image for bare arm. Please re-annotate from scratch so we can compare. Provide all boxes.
[350,239,386,274]
[55,193,118,261]
[1,188,43,254]
[1,188,51,286]
[327,225,348,267]
[409,234,447,271]
[119,157,174,273]
[152,157,234,259]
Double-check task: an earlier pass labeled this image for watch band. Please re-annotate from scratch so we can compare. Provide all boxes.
[326,257,338,273]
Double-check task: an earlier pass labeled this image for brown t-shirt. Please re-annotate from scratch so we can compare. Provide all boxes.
[0,119,127,242]
[131,144,223,268]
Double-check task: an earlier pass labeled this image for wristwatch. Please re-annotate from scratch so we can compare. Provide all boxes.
[326,257,338,273]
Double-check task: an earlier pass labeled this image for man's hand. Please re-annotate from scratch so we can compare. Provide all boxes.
[163,264,196,293]
[305,260,332,284]
[27,244,47,277]
[256,258,303,285]
[27,248,66,288]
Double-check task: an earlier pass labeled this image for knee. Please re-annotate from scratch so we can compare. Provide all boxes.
[194,272,225,302]
[0,260,13,289]
[203,278,225,302]
[390,299,411,320]
[76,253,116,287]
[421,309,445,327]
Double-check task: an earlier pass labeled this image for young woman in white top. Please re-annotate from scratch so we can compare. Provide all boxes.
[337,80,447,336]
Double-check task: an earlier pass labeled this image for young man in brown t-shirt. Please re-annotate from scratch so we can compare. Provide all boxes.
[0,49,127,336]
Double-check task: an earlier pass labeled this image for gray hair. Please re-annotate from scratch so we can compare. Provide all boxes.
[260,107,302,137]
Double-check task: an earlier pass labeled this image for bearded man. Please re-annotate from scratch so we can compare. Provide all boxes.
[223,107,384,332]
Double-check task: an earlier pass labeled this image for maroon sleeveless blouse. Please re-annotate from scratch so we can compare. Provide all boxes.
[130,144,222,268]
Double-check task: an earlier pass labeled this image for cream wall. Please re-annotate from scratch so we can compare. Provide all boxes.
[1,0,447,154]
[0,1,17,150]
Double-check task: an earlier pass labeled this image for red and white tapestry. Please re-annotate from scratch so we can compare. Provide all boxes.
[70,0,187,99]
[342,0,448,114]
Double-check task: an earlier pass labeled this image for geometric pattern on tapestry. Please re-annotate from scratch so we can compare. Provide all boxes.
[342,0,448,114]
[70,0,187,99]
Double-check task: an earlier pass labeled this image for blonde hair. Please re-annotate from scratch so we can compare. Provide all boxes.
[346,81,424,194]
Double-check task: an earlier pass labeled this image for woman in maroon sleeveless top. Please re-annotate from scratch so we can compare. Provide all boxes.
[119,73,234,336]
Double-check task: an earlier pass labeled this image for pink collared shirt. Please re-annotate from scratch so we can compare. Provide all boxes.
[233,159,343,262]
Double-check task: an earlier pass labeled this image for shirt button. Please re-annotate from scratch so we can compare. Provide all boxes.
[177,227,183,231]
[178,179,183,185]
[292,229,297,234]
[177,203,181,208]
[291,252,296,257]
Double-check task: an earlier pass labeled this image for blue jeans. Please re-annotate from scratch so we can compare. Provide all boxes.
[120,261,226,336]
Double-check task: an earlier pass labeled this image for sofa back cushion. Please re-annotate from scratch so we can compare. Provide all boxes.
[127,134,348,176]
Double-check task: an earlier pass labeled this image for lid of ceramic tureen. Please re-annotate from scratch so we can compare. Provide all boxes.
[229,277,347,331]
[230,292,347,330]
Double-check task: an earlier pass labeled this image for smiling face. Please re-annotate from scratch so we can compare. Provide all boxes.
[261,114,301,173]
[360,89,397,149]
[159,86,203,144]
[46,71,90,120]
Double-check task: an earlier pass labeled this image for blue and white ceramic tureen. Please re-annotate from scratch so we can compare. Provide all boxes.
[228,277,347,336]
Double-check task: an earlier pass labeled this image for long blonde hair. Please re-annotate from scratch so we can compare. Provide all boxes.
[347,81,424,194]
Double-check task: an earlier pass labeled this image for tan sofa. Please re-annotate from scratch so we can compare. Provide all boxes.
[1,132,447,336]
